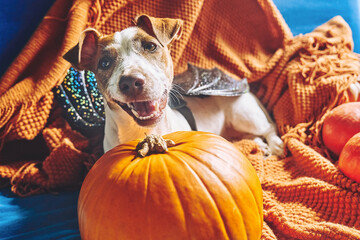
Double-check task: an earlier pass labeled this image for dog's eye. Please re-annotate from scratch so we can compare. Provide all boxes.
[142,42,157,52]
[98,57,112,70]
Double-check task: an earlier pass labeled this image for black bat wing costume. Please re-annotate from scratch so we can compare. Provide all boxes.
[172,63,249,97]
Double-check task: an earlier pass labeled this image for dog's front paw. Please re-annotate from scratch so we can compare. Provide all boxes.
[267,135,284,157]
[252,137,271,157]
[348,81,360,101]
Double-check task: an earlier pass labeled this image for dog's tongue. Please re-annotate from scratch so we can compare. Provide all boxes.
[132,100,158,117]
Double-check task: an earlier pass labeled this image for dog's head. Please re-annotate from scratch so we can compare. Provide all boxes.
[64,15,183,126]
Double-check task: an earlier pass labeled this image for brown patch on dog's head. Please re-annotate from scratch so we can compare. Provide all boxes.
[63,28,102,72]
[63,15,184,103]
[63,16,185,126]
[135,14,183,48]
[64,15,183,75]
[63,29,119,94]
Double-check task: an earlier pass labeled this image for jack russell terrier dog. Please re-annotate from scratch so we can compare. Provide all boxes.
[64,14,285,156]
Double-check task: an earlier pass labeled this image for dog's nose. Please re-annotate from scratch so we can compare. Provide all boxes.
[119,75,145,95]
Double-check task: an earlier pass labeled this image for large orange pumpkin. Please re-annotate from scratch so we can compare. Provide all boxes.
[78,131,263,240]
[322,102,360,155]
[339,132,360,183]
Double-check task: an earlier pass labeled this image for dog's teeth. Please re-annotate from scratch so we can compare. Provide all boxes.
[154,101,159,112]
[130,101,161,120]
[137,112,158,120]
[131,109,140,118]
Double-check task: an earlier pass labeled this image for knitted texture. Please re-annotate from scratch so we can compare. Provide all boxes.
[0,0,360,239]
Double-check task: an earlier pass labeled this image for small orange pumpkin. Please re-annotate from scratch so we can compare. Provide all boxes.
[78,131,263,240]
[339,132,360,183]
[322,102,360,155]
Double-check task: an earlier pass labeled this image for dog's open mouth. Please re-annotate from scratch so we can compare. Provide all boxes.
[114,91,168,126]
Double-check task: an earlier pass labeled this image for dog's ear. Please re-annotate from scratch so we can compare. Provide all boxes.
[135,14,183,47]
[63,28,101,71]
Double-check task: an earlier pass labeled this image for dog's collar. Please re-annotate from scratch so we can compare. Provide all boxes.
[169,63,250,131]
[168,97,197,131]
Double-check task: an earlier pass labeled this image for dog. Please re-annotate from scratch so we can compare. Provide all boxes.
[64,14,284,156]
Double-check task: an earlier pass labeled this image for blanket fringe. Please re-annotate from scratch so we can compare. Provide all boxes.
[279,33,360,159]
[299,36,359,85]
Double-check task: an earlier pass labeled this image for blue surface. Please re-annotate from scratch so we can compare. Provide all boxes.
[0,1,359,239]
[0,188,80,240]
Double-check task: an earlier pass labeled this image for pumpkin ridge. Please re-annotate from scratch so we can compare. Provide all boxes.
[169,150,242,239]
[160,153,190,239]
[104,150,136,180]
[169,133,263,231]
[205,144,261,207]
[173,144,262,239]
[184,151,260,239]
[144,154,153,238]
[112,154,139,184]
[177,143,262,216]
[143,155,151,203]
[80,172,121,240]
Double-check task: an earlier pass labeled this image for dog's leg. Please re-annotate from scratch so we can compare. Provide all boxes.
[348,81,360,101]
[227,93,284,156]
[103,104,121,152]
[241,133,272,156]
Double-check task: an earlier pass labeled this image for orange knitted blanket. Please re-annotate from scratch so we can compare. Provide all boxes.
[1,0,360,239]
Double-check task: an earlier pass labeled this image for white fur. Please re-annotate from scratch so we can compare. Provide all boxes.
[103,101,191,151]
[103,93,284,156]
[349,81,360,101]
[106,28,169,103]
[96,27,284,156]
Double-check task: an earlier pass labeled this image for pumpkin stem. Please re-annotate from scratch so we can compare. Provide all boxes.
[136,134,175,157]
